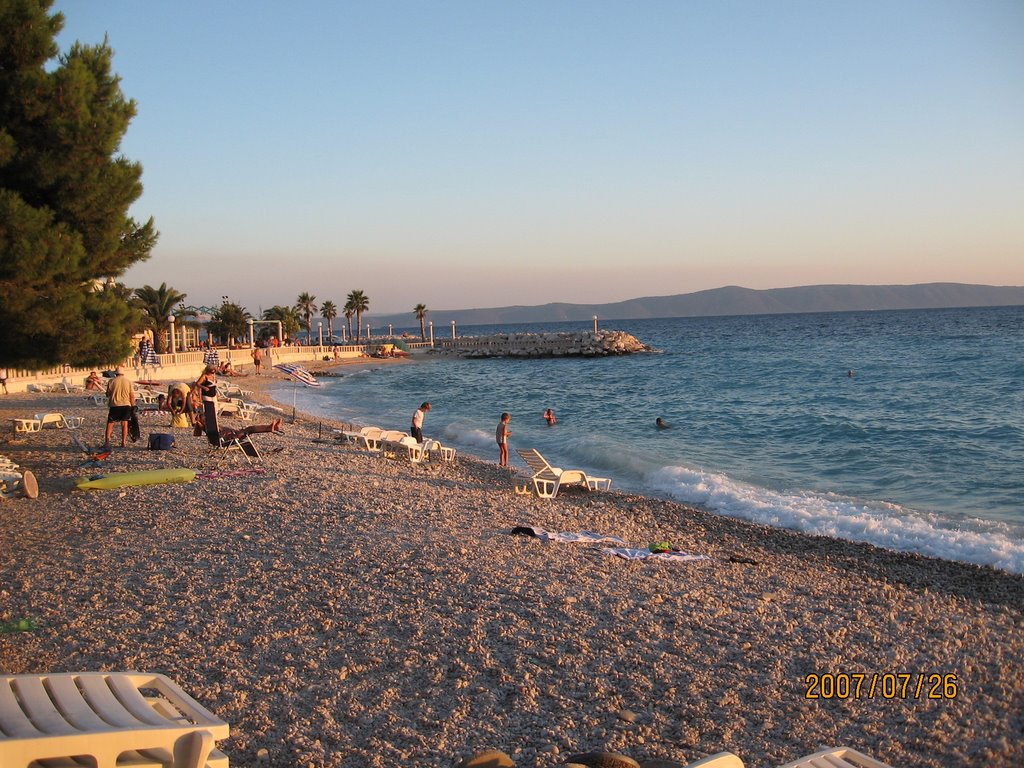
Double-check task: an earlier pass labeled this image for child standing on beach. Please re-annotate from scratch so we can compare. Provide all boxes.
[496,412,512,467]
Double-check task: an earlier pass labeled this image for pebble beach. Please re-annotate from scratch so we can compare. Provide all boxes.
[1,361,1022,768]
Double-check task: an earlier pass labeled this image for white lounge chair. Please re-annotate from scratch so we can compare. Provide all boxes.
[382,435,425,463]
[777,747,895,768]
[515,448,612,499]
[687,753,745,768]
[10,418,41,435]
[33,413,83,430]
[422,439,456,462]
[346,427,383,451]
[0,671,229,767]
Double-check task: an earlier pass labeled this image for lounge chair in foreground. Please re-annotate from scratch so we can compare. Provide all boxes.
[682,747,894,768]
[686,753,745,767]
[777,746,895,768]
[515,448,612,499]
[0,671,229,767]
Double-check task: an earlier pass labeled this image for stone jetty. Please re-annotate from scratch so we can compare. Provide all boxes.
[432,329,652,358]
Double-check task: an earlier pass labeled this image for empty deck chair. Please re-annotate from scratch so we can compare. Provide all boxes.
[0,671,229,768]
[687,753,745,768]
[777,746,895,768]
[515,448,612,499]
[382,435,425,463]
[422,439,456,462]
[348,427,384,451]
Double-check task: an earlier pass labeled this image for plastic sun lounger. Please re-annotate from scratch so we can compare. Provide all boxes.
[34,413,83,430]
[382,435,425,463]
[777,747,896,768]
[10,419,42,435]
[422,439,456,462]
[515,447,612,499]
[687,754,745,768]
[0,671,229,768]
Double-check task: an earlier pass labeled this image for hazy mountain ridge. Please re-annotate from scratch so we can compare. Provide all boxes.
[372,283,1024,327]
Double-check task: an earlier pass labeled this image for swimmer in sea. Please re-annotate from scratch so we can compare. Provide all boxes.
[543,408,557,425]
[656,417,669,429]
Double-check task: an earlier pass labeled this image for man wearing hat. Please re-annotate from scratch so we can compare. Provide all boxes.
[104,365,136,447]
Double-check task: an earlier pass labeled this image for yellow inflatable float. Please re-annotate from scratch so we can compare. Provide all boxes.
[76,468,196,491]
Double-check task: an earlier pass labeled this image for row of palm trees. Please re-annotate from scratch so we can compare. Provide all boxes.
[294,290,370,343]
[132,283,431,353]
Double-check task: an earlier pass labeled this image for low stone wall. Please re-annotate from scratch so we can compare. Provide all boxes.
[433,330,651,358]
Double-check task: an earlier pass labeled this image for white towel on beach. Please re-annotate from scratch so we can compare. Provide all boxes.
[515,525,628,546]
[603,547,712,563]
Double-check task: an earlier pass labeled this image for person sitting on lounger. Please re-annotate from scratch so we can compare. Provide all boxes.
[218,419,284,442]
[85,371,104,391]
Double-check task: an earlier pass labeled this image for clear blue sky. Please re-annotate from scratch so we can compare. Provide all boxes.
[54,0,1024,316]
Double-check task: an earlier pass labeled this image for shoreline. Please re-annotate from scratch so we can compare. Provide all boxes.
[1,378,1021,767]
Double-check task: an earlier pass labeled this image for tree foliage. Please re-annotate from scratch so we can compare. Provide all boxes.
[132,283,186,353]
[262,305,300,341]
[414,303,428,341]
[320,300,337,341]
[206,302,251,346]
[294,292,317,340]
[0,0,157,369]
[346,289,369,343]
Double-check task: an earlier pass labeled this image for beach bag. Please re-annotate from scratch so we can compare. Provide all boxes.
[148,433,175,450]
[128,408,141,443]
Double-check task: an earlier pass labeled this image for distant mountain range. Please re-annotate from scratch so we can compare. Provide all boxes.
[370,282,1024,327]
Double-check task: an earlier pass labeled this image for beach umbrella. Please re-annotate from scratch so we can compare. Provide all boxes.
[273,363,321,422]
[273,363,321,388]
[140,340,159,367]
[203,348,220,367]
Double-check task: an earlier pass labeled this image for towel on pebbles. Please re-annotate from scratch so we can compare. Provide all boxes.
[511,525,627,546]
[603,547,711,563]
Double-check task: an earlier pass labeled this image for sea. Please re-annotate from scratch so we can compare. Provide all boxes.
[271,305,1024,575]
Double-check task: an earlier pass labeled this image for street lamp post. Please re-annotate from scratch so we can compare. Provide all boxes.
[593,315,599,333]
[168,314,176,355]
[451,320,457,339]
[318,321,323,347]
[429,321,434,347]
[248,319,254,348]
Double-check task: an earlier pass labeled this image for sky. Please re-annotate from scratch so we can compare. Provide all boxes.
[52,0,1024,317]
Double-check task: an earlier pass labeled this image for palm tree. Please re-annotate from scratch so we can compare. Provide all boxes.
[343,300,354,342]
[413,303,428,342]
[320,300,338,342]
[206,302,252,346]
[347,290,369,343]
[262,306,301,342]
[132,283,187,353]
[295,292,317,341]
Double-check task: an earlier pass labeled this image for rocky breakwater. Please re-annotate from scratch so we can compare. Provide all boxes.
[436,330,652,358]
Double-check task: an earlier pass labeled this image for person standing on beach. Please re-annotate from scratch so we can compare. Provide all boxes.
[0,368,7,394]
[496,412,512,467]
[252,346,263,375]
[411,401,431,442]
[104,366,136,447]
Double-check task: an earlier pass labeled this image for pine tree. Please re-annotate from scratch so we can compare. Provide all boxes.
[0,0,157,369]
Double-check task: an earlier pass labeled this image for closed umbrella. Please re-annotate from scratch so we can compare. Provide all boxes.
[273,363,320,421]
[203,348,220,367]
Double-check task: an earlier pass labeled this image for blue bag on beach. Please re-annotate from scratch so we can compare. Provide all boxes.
[148,433,175,451]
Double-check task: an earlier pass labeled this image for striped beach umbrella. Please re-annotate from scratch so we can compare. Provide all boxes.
[139,340,159,367]
[273,363,321,387]
[203,348,220,367]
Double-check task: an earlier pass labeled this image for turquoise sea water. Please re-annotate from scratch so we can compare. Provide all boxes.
[274,306,1024,574]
